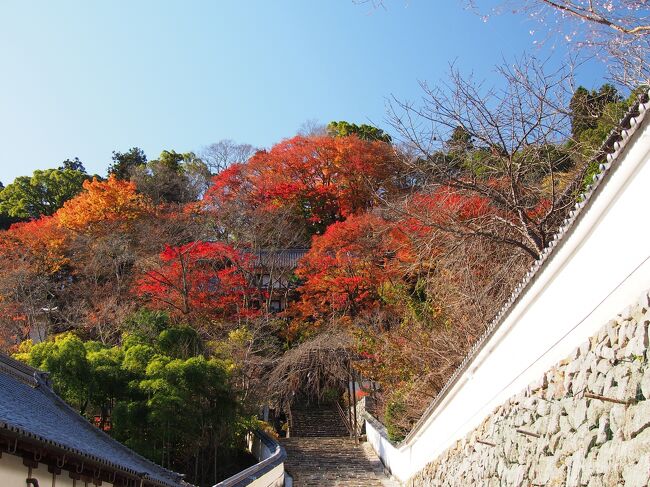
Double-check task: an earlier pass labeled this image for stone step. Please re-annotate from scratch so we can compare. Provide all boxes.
[282,437,401,486]
[290,406,349,437]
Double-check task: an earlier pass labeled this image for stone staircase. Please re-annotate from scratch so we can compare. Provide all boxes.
[282,437,400,486]
[289,404,349,437]
[284,403,400,485]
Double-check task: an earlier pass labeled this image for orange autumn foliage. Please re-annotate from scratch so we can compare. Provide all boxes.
[204,135,398,234]
[56,175,152,232]
[0,217,70,347]
[2,217,69,274]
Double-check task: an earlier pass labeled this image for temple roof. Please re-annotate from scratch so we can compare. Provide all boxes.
[250,248,309,269]
[0,353,186,487]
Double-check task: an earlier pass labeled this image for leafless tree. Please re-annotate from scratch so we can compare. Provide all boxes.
[532,1,649,36]
[200,139,257,174]
[266,331,354,410]
[357,1,648,86]
[351,213,530,432]
[387,56,580,259]
[467,0,650,87]
[0,265,56,349]
[297,119,328,136]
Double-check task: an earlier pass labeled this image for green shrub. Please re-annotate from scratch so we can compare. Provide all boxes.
[384,393,408,442]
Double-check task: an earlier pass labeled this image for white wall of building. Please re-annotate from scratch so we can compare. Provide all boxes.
[0,452,29,486]
[54,473,77,487]
[366,109,650,482]
[0,451,114,487]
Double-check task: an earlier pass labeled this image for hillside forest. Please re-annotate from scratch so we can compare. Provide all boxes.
[0,61,645,485]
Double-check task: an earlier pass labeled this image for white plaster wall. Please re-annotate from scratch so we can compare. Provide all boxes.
[56,473,77,487]
[367,115,650,482]
[0,453,55,486]
[29,461,53,486]
[0,452,29,485]
[0,451,114,487]
[245,463,284,487]
[215,431,285,487]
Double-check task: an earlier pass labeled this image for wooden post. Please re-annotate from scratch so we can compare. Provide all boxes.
[516,428,541,438]
[347,360,353,439]
[476,439,496,447]
[351,367,358,445]
[584,392,635,405]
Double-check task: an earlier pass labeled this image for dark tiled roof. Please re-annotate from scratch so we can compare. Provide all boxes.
[0,353,46,386]
[0,354,186,487]
[250,248,309,269]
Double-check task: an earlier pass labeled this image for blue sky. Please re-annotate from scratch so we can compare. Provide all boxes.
[0,1,606,184]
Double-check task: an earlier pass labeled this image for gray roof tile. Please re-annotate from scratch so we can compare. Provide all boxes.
[0,354,186,487]
[250,248,308,269]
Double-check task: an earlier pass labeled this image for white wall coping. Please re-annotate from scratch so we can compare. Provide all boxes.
[214,430,286,487]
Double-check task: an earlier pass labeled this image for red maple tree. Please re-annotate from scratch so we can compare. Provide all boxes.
[203,135,398,235]
[135,241,262,323]
[294,213,402,327]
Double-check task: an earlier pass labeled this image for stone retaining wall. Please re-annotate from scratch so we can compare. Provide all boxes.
[410,291,650,486]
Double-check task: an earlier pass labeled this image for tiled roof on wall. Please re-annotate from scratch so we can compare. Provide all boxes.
[402,88,650,445]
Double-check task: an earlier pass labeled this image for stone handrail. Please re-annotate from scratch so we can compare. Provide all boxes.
[214,430,287,487]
